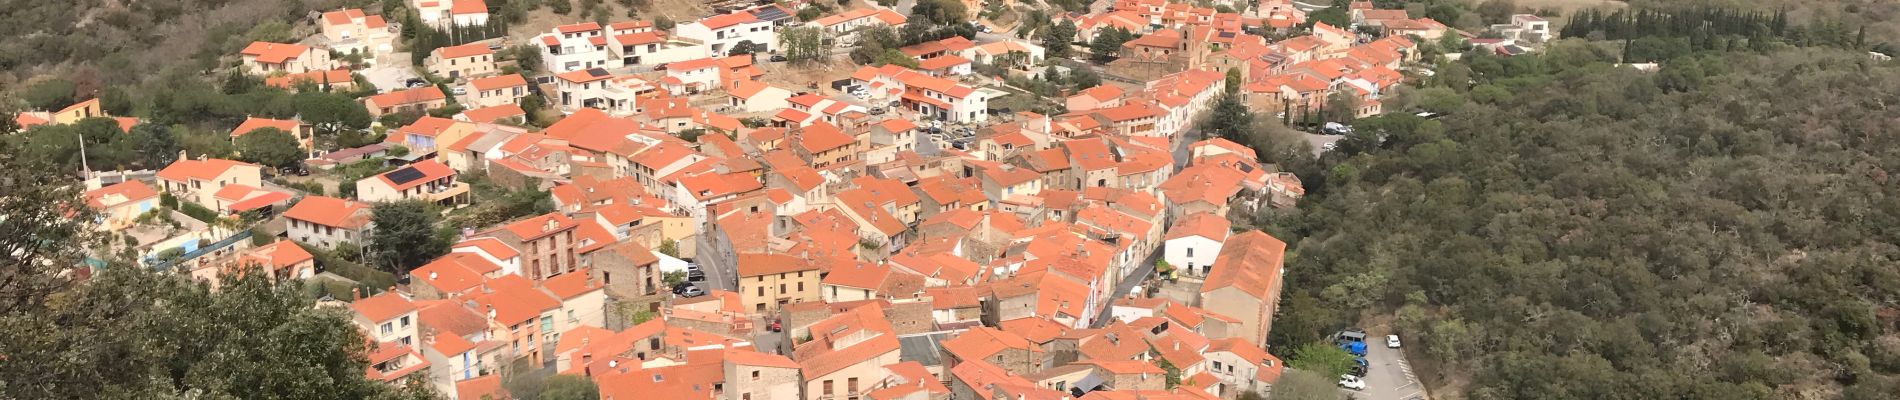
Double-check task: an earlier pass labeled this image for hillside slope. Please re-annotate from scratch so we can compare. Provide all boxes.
[1261,43,1900,399]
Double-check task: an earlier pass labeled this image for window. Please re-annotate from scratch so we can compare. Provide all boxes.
[1186,248,1194,257]
[848,378,858,394]
[400,316,411,327]
[752,371,760,381]
[779,284,786,294]
[758,287,765,296]
[380,322,393,334]
[1213,361,1223,371]
[797,282,804,291]
[744,395,751,400]
[824,380,834,396]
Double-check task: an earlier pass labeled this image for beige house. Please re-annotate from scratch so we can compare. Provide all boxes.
[319,9,395,58]
[797,306,904,400]
[354,159,469,205]
[351,291,421,346]
[1197,231,1288,348]
[479,213,582,281]
[541,269,608,337]
[725,350,804,400]
[466,74,531,108]
[428,43,498,80]
[84,181,160,231]
[736,253,821,314]
[364,86,448,117]
[283,196,374,248]
[240,41,333,75]
[155,158,262,210]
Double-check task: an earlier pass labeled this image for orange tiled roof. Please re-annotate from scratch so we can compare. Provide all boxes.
[157,158,255,182]
[351,291,416,322]
[1199,231,1286,299]
[435,43,492,59]
[85,180,158,209]
[240,41,309,64]
[283,196,372,228]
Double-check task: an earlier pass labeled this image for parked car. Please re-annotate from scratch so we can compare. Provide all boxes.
[769,54,787,62]
[1387,334,1403,348]
[671,282,696,295]
[1348,364,1368,377]
[1336,330,1367,343]
[687,270,706,282]
[451,86,467,96]
[1338,375,1366,390]
[405,78,429,88]
[1321,122,1351,135]
[869,107,886,115]
[1321,142,1338,151]
[769,319,783,332]
[678,285,706,298]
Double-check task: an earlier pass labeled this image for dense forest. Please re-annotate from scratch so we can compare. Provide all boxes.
[1251,40,1900,398]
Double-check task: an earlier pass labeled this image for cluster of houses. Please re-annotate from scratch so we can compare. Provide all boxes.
[21,0,1577,397]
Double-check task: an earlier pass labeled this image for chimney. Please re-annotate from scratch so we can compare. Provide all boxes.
[1173,341,1179,351]
[486,305,497,320]
[352,287,361,300]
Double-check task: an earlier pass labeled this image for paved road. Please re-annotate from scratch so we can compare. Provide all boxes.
[1302,131,1345,158]
[692,223,738,293]
[1090,252,1157,328]
[1352,334,1429,400]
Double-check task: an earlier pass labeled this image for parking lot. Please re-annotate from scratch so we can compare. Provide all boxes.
[360,59,421,92]
[1346,332,1429,400]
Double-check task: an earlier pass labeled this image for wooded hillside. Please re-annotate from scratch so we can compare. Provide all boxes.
[1258,43,1900,399]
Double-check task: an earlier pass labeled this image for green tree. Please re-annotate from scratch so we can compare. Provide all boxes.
[368,201,451,273]
[873,49,922,69]
[233,127,303,169]
[1156,355,1182,389]
[1287,342,1356,378]
[1475,0,1517,24]
[294,91,372,150]
[1041,20,1077,58]
[1069,69,1101,90]
[1089,27,1132,63]
[779,27,827,64]
[540,375,601,400]
[658,238,680,257]
[178,125,239,159]
[0,154,434,400]
[1322,91,1359,123]
[1267,369,1345,400]
[22,78,77,111]
[910,0,968,26]
[1201,69,1253,142]
[728,40,762,56]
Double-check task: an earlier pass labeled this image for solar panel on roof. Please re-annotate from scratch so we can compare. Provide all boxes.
[587,68,610,77]
[385,167,426,185]
[1237,163,1256,173]
[751,7,790,21]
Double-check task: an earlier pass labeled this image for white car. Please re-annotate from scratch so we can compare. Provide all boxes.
[1387,334,1402,348]
[1321,142,1337,151]
[1338,374,1366,390]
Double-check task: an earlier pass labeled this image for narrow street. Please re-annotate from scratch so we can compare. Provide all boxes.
[692,223,738,292]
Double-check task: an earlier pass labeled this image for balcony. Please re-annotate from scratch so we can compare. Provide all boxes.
[425,181,471,204]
